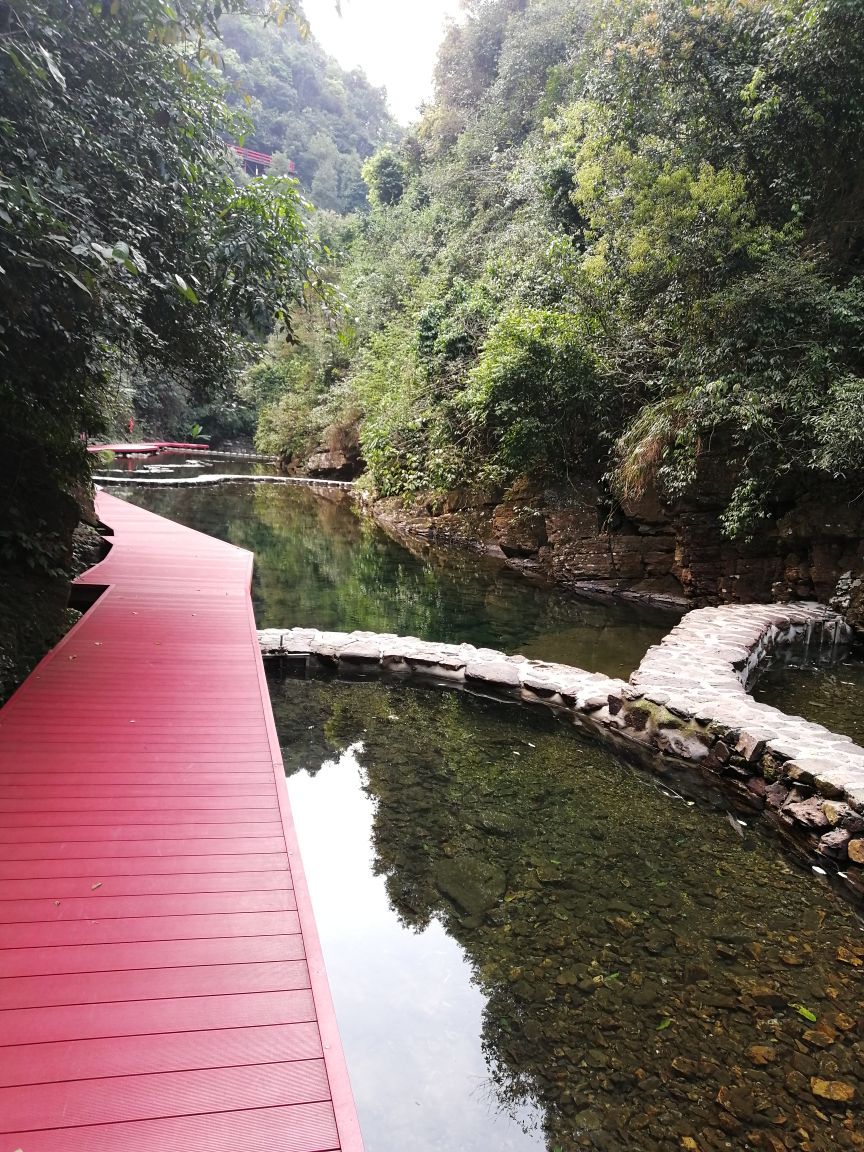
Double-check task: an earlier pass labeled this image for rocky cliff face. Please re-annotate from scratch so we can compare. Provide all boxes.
[369,477,864,630]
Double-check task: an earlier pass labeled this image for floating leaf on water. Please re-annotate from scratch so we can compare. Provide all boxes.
[789,1002,818,1022]
[726,811,745,839]
[656,1017,673,1031]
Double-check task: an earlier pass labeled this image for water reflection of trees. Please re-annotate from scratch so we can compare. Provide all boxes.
[121,485,671,675]
[274,678,864,1152]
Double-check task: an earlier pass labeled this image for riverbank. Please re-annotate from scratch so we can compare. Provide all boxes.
[94,460,864,629]
[362,479,864,629]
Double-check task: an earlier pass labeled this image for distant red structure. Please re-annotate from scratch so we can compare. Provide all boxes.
[230,144,295,176]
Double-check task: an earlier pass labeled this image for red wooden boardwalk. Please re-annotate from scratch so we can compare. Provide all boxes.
[0,492,362,1152]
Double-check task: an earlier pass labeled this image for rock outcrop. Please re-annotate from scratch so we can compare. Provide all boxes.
[367,479,864,627]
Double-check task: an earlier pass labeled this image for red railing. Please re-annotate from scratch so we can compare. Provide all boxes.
[230,144,295,175]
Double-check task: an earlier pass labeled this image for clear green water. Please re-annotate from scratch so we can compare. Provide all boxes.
[97,451,273,479]
[117,477,674,678]
[113,477,864,1152]
[754,657,864,746]
[274,677,864,1152]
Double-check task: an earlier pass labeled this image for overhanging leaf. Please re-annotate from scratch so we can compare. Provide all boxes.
[38,45,66,89]
[173,273,199,303]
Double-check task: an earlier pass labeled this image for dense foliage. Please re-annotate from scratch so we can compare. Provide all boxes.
[260,0,864,536]
[219,13,397,212]
[0,0,319,575]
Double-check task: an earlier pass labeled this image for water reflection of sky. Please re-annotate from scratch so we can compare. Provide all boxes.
[289,745,543,1152]
[277,679,864,1152]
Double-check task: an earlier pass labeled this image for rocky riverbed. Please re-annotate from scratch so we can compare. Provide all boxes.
[273,677,864,1152]
[260,600,864,899]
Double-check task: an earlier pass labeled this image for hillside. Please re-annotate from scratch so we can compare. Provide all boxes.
[251,0,864,612]
[219,12,398,212]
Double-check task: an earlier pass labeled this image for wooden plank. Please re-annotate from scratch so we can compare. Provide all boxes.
[0,852,290,880]
[0,934,304,979]
[0,1059,331,1131]
[0,869,290,900]
[1,1101,340,1152]
[0,821,285,842]
[3,836,289,859]
[0,910,301,947]
[0,1021,322,1087]
[0,889,296,923]
[0,781,277,794]
[0,988,317,1046]
[0,959,310,1009]
[0,794,277,811]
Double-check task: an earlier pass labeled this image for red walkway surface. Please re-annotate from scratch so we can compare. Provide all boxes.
[0,492,363,1152]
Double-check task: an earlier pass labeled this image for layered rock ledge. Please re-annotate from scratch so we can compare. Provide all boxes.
[259,602,864,898]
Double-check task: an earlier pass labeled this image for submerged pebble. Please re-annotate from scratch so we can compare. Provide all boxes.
[272,677,864,1152]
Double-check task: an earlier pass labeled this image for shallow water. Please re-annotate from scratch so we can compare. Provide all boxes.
[116,479,674,678]
[754,657,864,746]
[274,676,864,1152]
[111,477,864,1151]
[96,450,274,479]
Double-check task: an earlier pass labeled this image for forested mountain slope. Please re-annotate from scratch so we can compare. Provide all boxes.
[219,13,398,211]
[0,0,321,695]
[256,0,864,615]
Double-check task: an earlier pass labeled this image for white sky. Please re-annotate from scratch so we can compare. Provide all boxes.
[302,0,467,124]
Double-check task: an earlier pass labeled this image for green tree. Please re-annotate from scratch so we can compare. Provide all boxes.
[217,12,397,212]
[241,0,864,542]
[362,147,407,207]
[0,0,320,688]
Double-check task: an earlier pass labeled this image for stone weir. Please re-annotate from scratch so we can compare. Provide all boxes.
[258,602,864,900]
[93,473,353,491]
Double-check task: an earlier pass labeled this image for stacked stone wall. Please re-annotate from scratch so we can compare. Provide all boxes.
[259,602,864,900]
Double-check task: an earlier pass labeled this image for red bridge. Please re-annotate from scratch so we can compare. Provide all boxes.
[0,493,362,1151]
[231,145,295,176]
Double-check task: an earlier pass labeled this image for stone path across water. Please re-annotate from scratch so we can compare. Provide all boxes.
[259,601,864,898]
[94,473,354,491]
